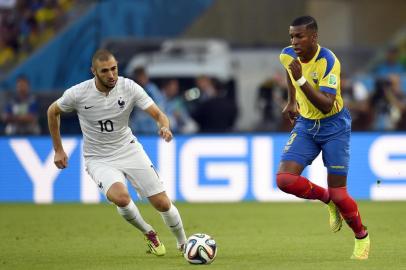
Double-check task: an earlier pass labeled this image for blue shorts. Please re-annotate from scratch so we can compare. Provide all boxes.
[281,108,351,175]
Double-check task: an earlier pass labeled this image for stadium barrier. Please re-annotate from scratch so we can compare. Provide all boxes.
[0,133,405,203]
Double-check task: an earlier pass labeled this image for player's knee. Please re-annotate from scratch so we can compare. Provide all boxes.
[148,192,171,212]
[156,199,171,212]
[152,197,171,212]
[111,192,131,207]
[276,172,298,191]
[276,173,285,189]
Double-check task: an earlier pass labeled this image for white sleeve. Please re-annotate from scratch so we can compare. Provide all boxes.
[128,79,154,110]
[56,87,76,112]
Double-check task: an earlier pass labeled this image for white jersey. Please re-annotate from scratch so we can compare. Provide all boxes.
[57,76,154,158]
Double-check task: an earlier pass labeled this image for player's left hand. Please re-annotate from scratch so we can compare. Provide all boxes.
[288,59,302,81]
[282,102,299,125]
[159,126,173,142]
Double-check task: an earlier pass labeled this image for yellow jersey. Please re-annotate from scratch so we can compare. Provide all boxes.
[279,45,343,119]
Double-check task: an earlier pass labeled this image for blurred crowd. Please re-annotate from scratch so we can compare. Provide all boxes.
[130,67,238,135]
[0,0,74,71]
[2,61,406,136]
[0,68,240,135]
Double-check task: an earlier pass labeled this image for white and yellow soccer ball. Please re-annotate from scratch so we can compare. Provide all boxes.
[183,233,217,264]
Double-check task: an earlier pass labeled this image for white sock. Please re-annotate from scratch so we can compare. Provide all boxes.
[117,200,153,234]
[160,204,187,247]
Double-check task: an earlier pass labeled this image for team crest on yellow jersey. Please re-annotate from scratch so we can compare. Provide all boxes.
[311,72,318,84]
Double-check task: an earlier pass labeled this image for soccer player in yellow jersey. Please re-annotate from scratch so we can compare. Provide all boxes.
[276,16,370,259]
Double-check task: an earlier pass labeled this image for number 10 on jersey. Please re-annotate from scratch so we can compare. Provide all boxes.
[98,120,114,132]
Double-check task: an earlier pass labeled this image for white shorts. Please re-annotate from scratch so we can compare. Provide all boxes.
[85,140,165,199]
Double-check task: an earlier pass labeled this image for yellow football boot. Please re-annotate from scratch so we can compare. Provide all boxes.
[145,230,166,256]
[351,234,370,260]
[326,200,343,233]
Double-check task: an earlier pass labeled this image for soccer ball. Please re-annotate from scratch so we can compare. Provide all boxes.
[183,233,217,264]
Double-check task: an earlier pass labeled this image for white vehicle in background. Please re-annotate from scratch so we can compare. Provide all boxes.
[125,39,233,83]
[124,38,282,131]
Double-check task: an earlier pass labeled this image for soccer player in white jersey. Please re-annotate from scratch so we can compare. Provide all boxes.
[47,49,186,256]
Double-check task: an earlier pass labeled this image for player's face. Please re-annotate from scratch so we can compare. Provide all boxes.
[289,25,317,58]
[92,57,118,90]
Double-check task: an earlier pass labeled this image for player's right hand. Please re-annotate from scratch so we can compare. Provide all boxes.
[282,103,298,125]
[159,126,173,142]
[54,150,68,169]
[288,59,302,81]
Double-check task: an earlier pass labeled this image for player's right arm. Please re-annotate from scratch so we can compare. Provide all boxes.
[47,101,68,169]
[289,59,335,114]
[282,71,299,124]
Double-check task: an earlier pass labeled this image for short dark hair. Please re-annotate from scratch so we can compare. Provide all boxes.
[291,16,318,32]
[92,49,114,67]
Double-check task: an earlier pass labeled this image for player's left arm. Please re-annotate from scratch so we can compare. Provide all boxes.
[144,104,173,142]
[289,59,335,114]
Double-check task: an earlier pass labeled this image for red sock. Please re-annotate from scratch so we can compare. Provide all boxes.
[277,173,329,203]
[329,187,367,238]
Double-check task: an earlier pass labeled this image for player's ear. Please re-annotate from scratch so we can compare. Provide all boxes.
[312,32,318,44]
[91,66,96,76]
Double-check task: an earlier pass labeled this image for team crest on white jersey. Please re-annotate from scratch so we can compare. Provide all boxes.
[118,97,125,109]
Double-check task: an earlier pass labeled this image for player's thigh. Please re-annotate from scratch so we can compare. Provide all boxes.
[280,130,321,171]
[123,149,165,199]
[321,130,350,176]
[86,161,126,197]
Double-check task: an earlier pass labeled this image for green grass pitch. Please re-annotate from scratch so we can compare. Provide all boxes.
[1,201,405,270]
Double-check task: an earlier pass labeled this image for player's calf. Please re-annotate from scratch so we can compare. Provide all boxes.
[329,187,367,238]
[277,173,329,202]
[159,203,187,251]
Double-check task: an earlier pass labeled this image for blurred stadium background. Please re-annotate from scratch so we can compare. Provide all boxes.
[1,0,406,269]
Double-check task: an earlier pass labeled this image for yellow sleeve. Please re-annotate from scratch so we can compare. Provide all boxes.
[279,46,296,71]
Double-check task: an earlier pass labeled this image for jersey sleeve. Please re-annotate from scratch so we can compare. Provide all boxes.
[279,46,296,71]
[318,51,340,95]
[128,79,154,110]
[56,87,76,112]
